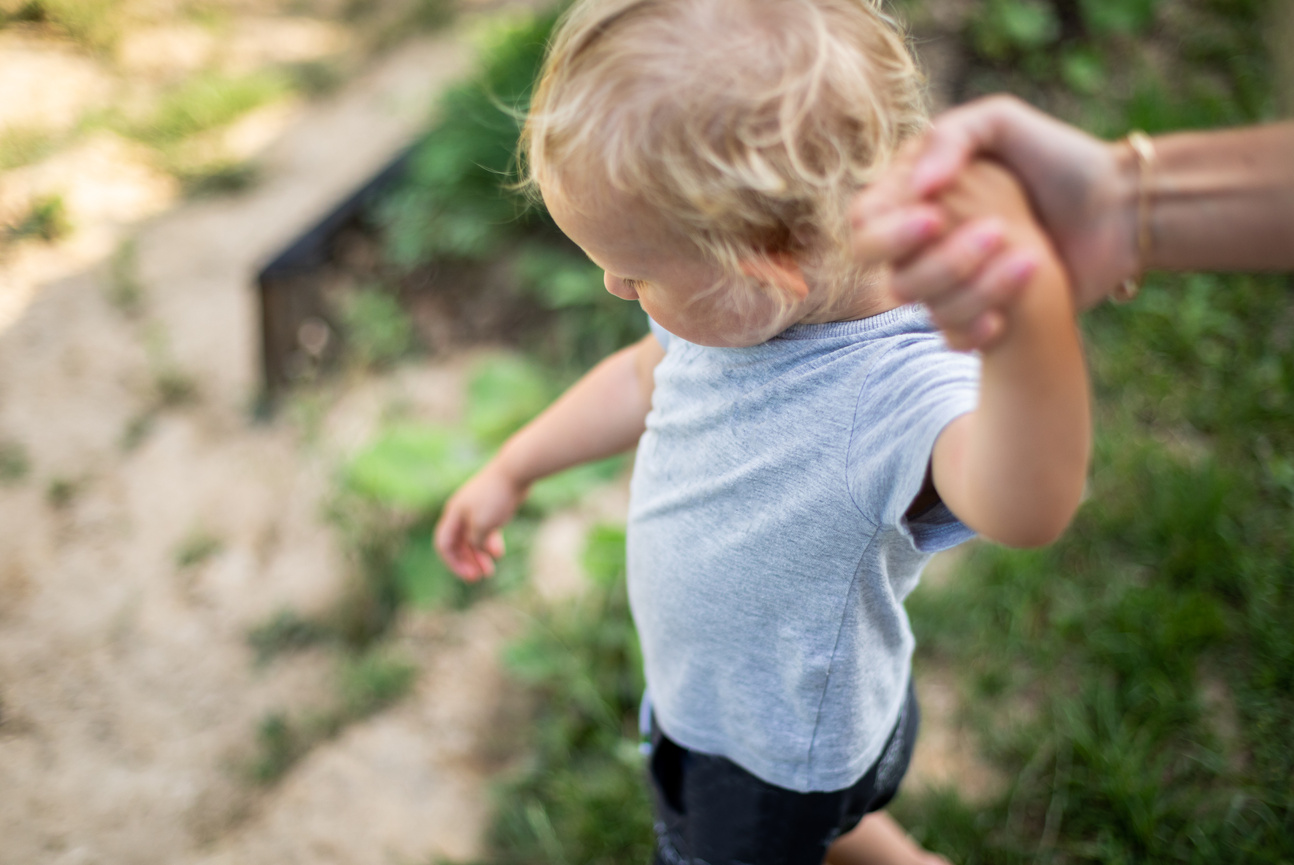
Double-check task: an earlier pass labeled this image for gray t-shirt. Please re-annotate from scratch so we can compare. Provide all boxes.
[628,305,980,793]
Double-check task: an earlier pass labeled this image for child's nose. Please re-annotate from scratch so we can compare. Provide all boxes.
[604,272,639,300]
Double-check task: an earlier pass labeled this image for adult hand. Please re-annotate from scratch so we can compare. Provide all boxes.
[853,96,1139,347]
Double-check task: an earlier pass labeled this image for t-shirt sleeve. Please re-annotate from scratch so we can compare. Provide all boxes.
[647,315,672,350]
[846,335,981,552]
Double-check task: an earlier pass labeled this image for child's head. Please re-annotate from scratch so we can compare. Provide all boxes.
[523,0,927,345]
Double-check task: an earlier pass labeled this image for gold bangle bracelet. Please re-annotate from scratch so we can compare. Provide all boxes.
[1111,130,1156,303]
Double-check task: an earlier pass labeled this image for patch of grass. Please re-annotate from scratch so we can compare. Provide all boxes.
[1,0,124,52]
[119,411,155,452]
[175,159,261,198]
[338,649,417,715]
[0,126,58,172]
[107,238,146,317]
[45,476,80,509]
[0,441,30,485]
[175,530,223,569]
[248,609,335,665]
[480,523,653,865]
[4,194,71,244]
[122,70,292,150]
[154,367,199,407]
[249,647,417,784]
[339,286,416,369]
[284,59,348,98]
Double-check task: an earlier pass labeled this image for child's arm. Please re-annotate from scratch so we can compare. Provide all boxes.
[434,331,665,580]
[924,161,1091,547]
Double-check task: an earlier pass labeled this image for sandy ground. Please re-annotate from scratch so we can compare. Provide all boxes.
[0,21,530,864]
[0,8,995,864]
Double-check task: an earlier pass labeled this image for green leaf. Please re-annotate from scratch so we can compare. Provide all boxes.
[1061,49,1106,96]
[394,535,463,608]
[466,353,560,447]
[527,457,626,514]
[581,524,627,587]
[1079,0,1157,36]
[345,424,483,513]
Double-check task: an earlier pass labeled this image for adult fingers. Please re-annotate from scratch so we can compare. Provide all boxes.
[851,204,946,269]
[909,96,1027,197]
[925,249,1038,350]
[889,218,1006,306]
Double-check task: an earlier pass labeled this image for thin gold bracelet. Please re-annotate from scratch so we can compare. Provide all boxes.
[1111,130,1156,303]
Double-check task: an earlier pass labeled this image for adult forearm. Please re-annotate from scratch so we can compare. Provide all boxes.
[492,334,659,486]
[1134,123,1294,273]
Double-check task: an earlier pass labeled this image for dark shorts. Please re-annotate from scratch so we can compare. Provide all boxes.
[646,681,920,865]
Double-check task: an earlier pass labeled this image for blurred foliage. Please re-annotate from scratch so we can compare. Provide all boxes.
[0,0,123,52]
[465,352,561,447]
[120,70,293,147]
[0,125,57,172]
[339,285,418,369]
[479,524,654,865]
[3,194,71,244]
[174,530,223,569]
[0,440,30,485]
[249,647,416,784]
[107,238,146,317]
[893,1,1294,862]
[247,347,628,783]
[175,159,261,198]
[372,10,647,369]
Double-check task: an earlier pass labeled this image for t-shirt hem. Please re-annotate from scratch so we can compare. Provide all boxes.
[652,688,908,794]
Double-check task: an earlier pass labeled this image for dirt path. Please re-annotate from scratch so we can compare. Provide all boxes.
[0,26,548,864]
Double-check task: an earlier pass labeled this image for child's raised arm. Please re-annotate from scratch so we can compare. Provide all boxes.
[434,332,664,580]
[925,161,1091,547]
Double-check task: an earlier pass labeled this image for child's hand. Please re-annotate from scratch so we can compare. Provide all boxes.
[907,159,1061,351]
[434,462,529,581]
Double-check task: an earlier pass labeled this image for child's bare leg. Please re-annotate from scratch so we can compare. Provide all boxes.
[824,811,952,865]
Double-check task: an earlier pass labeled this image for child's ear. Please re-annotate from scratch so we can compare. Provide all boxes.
[740,251,810,301]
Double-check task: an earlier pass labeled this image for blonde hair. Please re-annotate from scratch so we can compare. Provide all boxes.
[521,0,927,299]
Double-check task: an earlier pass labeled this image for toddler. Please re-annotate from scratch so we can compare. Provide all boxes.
[435,0,1091,862]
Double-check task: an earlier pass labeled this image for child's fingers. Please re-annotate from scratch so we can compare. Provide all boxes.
[926,248,1037,335]
[851,205,945,269]
[943,311,1005,353]
[435,508,486,581]
[889,218,1005,305]
[485,530,505,560]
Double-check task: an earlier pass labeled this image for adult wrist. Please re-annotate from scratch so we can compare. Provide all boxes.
[1108,137,1145,292]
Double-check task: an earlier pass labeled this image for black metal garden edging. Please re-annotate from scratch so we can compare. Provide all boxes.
[255,141,420,401]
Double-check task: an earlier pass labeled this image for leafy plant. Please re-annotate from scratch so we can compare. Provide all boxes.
[0,440,30,485]
[893,3,1293,859]
[126,71,292,147]
[4,194,71,243]
[466,352,562,447]
[339,286,417,368]
[483,523,653,865]
[249,647,418,784]
[374,11,560,269]
[344,424,483,514]
[175,531,223,569]
[969,0,1060,61]
[370,9,647,369]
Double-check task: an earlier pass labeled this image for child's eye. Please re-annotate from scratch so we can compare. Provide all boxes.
[622,278,647,291]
